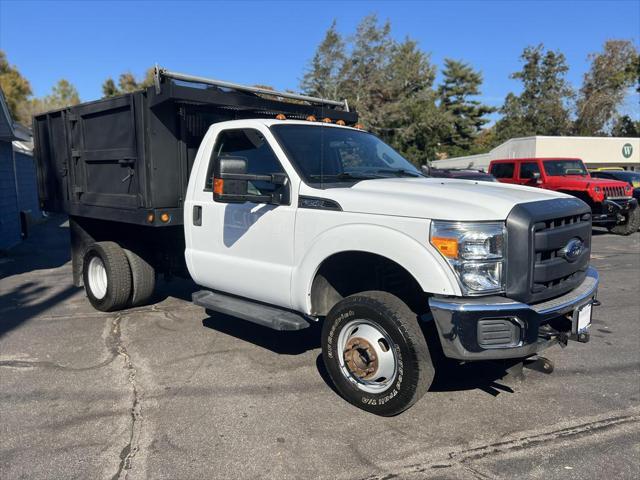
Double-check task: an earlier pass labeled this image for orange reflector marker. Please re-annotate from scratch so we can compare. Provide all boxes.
[306,115,317,122]
[147,213,155,223]
[213,178,224,195]
[160,213,171,223]
[275,113,286,120]
[354,123,365,130]
[431,237,459,258]
[336,120,346,126]
[322,117,332,123]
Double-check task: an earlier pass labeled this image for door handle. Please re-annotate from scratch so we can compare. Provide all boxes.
[193,205,202,226]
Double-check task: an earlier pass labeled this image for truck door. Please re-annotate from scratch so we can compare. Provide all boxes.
[490,162,517,184]
[518,162,541,187]
[186,127,295,308]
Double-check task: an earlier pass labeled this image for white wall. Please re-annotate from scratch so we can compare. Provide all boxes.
[434,136,640,171]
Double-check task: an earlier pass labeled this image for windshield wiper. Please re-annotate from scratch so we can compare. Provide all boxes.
[308,172,378,181]
[375,168,424,177]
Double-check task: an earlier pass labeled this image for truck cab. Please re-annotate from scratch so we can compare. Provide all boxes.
[489,157,638,235]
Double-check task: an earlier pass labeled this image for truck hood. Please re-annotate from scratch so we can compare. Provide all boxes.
[318,177,569,221]
[545,175,630,189]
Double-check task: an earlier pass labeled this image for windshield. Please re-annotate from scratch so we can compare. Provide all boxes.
[542,159,588,176]
[270,124,422,185]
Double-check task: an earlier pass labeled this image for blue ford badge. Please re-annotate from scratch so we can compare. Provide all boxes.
[560,238,583,262]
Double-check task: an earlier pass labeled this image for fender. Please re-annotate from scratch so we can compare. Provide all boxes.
[291,222,461,314]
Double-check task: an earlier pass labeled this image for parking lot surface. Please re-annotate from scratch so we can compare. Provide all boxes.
[1,216,638,479]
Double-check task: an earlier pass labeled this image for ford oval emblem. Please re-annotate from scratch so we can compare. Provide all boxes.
[560,238,584,262]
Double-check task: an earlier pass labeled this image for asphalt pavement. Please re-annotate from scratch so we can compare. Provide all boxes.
[1,216,638,479]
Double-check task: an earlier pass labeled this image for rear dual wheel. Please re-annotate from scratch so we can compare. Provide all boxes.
[83,242,155,311]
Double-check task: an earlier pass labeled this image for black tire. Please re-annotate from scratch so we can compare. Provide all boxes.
[124,249,156,307]
[608,205,640,235]
[83,241,132,312]
[321,291,434,416]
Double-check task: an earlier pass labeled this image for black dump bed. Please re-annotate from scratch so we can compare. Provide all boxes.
[34,68,357,226]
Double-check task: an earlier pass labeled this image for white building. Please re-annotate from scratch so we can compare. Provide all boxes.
[434,136,640,171]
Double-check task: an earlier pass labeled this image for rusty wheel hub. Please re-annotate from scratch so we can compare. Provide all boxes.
[343,337,379,380]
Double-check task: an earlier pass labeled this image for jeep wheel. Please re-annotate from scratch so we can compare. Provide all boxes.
[608,206,640,235]
[321,291,434,416]
[83,241,132,312]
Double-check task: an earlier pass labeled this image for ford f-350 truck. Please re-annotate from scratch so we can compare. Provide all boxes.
[34,68,599,416]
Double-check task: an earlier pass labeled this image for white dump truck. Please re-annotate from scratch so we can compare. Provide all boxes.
[34,68,599,415]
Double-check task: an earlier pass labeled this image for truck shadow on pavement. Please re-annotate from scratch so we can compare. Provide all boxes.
[201,312,518,397]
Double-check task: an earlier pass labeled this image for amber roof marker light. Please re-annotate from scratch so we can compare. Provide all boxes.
[275,114,286,120]
[336,120,346,126]
[306,115,317,122]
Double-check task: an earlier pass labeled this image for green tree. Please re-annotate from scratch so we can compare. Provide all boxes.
[574,40,639,136]
[495,44,573,141]
[438,59,494,155]
[102,78,119,97]
[0,50,32,124]
[102,68,155,97]
[611,115,640,137]
[18,79,81,121]
[301,20,345,99]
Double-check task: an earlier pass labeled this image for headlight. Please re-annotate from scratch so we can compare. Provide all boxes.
[430,221,506,295]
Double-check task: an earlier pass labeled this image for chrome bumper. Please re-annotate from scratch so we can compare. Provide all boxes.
[428,267,599,360]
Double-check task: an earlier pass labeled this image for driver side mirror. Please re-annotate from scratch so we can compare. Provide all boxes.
[213,155,287,204]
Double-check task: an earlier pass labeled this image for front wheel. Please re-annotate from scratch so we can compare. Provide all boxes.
[321,291,434,416]
[608,205,640,235]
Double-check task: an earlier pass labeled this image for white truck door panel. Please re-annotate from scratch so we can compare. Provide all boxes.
[186,124,296,308]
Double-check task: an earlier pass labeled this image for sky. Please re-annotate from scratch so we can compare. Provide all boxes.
[1,0,639,116]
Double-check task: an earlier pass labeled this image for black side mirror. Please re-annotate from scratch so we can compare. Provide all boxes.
[213,155,287,204]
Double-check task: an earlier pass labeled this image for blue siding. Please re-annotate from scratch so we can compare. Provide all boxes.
[15,151,42,218]
[0,141,20,250]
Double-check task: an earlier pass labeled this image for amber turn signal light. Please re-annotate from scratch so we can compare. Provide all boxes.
[431,237,459,258]
[160,213,171,223]
[213,178,224,195]
[146,213,155,223]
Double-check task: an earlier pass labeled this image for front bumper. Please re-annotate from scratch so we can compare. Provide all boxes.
[428,266,599,361]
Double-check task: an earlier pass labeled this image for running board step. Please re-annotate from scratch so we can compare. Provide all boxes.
[192,290,311,331]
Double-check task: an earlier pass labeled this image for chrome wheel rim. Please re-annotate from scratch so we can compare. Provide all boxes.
[87,256,108,300]
[336,319,398,394]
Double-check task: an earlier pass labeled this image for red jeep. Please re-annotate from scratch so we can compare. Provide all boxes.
[489,158,639,235]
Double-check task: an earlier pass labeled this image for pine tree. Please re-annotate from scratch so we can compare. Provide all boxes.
[438,59,494,155]
[575,40,639,136]
[300,20,345,99]
[495,44,573,141]
[102,78,119,97]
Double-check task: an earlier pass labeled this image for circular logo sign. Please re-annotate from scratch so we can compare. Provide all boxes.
[560,238,584,262]
[622,143,633,159]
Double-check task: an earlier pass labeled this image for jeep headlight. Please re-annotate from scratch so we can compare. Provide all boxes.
[430,221,506,295]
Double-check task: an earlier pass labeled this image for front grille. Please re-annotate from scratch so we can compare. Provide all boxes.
[506,198,592,304]
[532,213,591,298]
[603,185,627,198]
